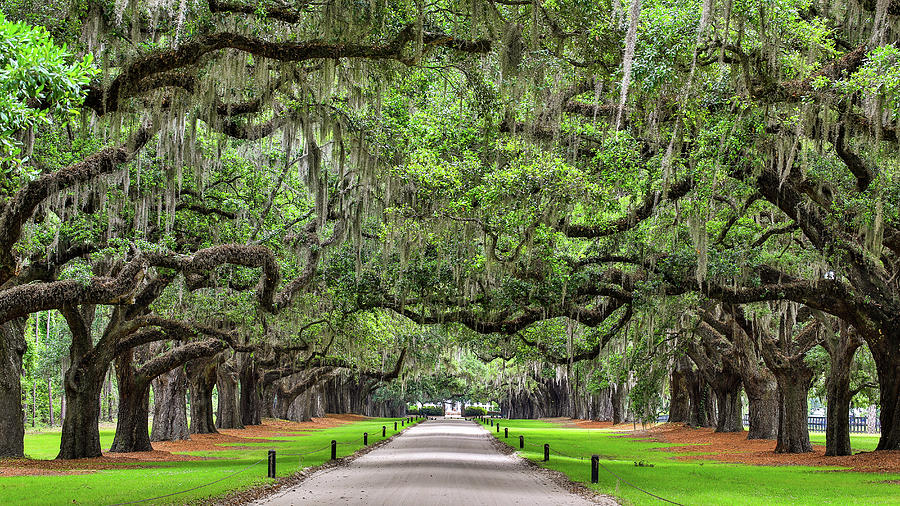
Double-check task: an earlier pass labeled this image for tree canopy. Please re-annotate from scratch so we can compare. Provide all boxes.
[1,0,898,460]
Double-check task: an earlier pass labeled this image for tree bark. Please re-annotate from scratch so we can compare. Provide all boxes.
[150,367,189,442]
[188,356,218,434]
[58,370,105,459]
[745,375,779,439]
[714,380,743,433]
[238,352,261,426]
[873,347,900,450]
[216,354,242,429]
[773,363,814,453]
[823,322,863,456]
[611,383,625,424]
[0,319,26,458]
[109,351,152,452]
[668,357,693,423]
[57,304,113,459]
[689,381,715,427]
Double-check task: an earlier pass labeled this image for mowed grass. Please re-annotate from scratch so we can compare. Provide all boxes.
[2,417,416,505]
[481,419,900,505]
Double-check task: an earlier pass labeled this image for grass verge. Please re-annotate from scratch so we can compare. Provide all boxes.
[1,417,418,505]
[479,418,900,505]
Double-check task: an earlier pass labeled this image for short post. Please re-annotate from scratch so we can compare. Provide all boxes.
[591,455,599,484]
[394,421,398,430]
[382,425,386,437]
[519,435,524,449]
[543,444,550,462]
[490,419,494,427]
[402,419,405,427]
[331,439,337,460]
[504,427,508,438]
[364,432,368,445]
[268,449,276,478]
[496,423,499,433]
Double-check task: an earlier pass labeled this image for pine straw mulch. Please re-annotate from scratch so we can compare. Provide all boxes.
[640,423,900,473]
[0,451,204,477]
[543,417,655,431]
[0,415,366,477]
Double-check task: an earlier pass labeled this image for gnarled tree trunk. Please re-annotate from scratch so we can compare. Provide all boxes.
[58,367,105,459]
[713,379,743,433]
[745,375,779,440]
[238,353,261,426]
[58,305,106,459]
[823,322,863,456]
[774,364,814,453]
[188,356,218,434]
[689,381,715,427]
[216,354,242,429]
[873,344,900,450]
[109,350,152,452]
[759,315,819,454]
[668,357,694,424]
[151,367,189,442]
[0,319,26,458]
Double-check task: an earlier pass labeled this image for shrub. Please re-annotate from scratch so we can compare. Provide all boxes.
[408,405,444,416]
[463,406,486,417]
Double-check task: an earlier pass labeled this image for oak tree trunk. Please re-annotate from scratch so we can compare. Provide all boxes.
[714,383,743,433]
[688,381,715,427]
[109,382,151,452]
[187,357,218,434]
[825,372,853,456]
[110,352,152,452]
[0,319,26,458]
[150,368,189,442]
[215,357,242,429]
[745,376,779,440]
[58,369,105,459]
[774,366,814,453]
[874,348,900,450]
[238,353,261,426]
[668,357,693,423]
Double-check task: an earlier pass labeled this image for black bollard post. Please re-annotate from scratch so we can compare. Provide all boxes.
[383,425,386,437]
[519,435,524,449]
[364,432,368,445]
[591,455,599,484]
[268,449,276,478]
[331,440,337,460]
[496,423,500,433]
[402,419,405,427]
[543,444,550,462]
[490,419,494,427]
[504,427,508,438]
[394,421,398,430]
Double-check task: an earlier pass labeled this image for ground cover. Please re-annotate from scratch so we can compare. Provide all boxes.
[481,418,900,505]
[0,416,416,505]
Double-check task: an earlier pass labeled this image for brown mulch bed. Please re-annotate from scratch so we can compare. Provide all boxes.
[1,415,366,477]
[0,451,203,477]
[543,417,650,431]
[642,423,900,473]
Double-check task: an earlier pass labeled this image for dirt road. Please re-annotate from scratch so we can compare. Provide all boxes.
[254,418,615,506]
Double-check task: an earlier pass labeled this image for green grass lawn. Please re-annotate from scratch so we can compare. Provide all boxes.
[480,418,900,506]
[1,417,417,505]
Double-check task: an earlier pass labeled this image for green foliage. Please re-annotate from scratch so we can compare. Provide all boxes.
[407,405,444,416]
[463,406,487,417]
[0,12,94,171]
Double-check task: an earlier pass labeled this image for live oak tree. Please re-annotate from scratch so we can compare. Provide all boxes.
[4,0,900,461]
